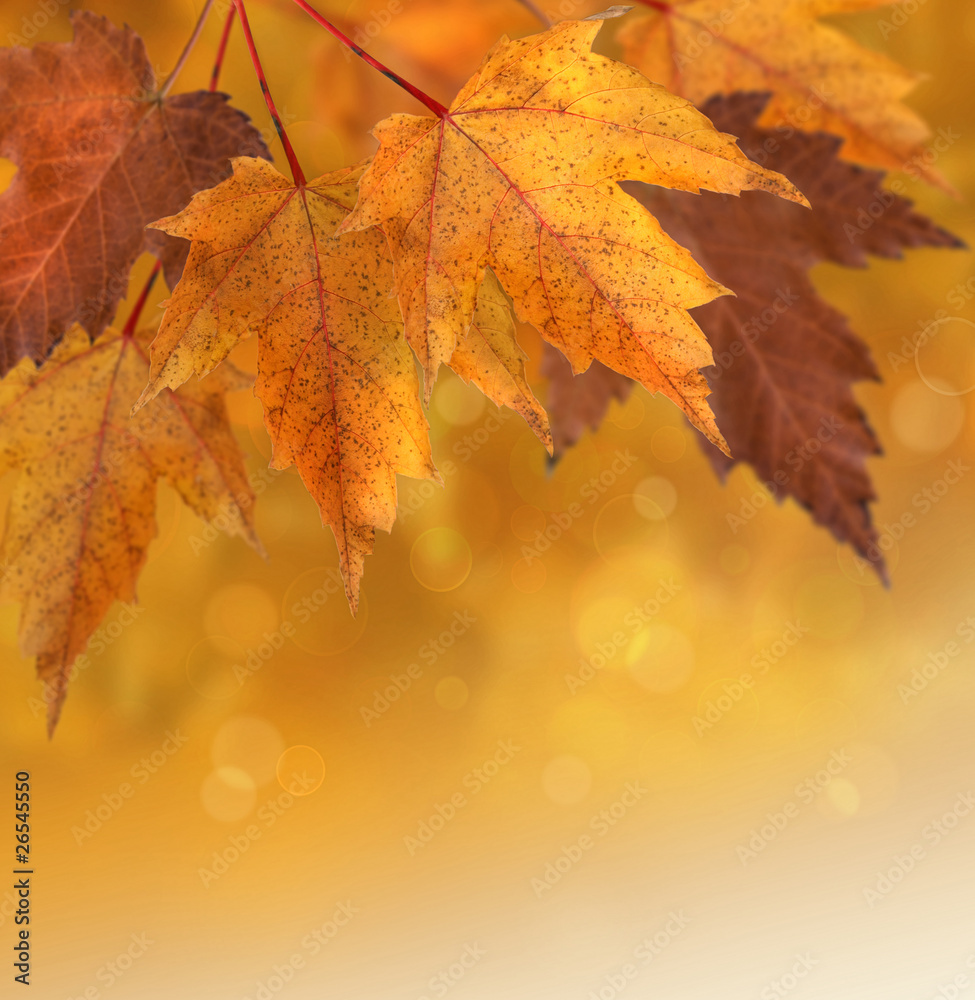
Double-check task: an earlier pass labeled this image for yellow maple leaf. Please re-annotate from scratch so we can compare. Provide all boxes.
[137,158,439,611]
[617,0,947,189]
[0,326,258,734]
[447,269,552,452]
[342,15,804,451]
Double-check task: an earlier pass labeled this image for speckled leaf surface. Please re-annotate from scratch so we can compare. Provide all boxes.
[343,16,805,452]
[138,157,438,611]
[0,326,258,733]
[618,0,947,189]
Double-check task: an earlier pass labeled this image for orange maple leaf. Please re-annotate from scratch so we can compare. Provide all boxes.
[0,326,259,734]
[343,14,805,451]
[618,0,949,189]
[136,158,440,611]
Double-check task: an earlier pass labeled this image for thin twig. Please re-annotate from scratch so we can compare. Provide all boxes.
[233,0,307,185]
[122,261,163,338]
[210,5,238,92]
[288,0,448,117]
[160,0,218,98]
[514,0,551,27]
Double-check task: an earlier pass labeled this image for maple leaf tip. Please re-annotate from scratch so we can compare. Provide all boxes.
[131,385,155,415]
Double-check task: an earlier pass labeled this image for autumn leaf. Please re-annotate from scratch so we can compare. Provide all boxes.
[342,15,806,451]
[618,0,948,189]
[0,326,259,734]
[312,0,539,157]
[540,342,632,458]
[448,269,552,451]
[0,10,269,375]
[626,92,963,573]
[135,157,439,611]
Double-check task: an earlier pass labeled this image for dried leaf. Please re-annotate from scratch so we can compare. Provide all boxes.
[0,11,269,374]
[343,16,805,451]
[137,158,438,611]
[0,326,258,733]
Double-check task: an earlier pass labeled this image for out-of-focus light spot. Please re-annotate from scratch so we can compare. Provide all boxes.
[276,745,326,796]
[889,379,964,452]
[542,755,592,804]
[606,391,644,430]
[627,624,695,693]
[593,494,667,560]
[475,544,504,578]
[651,426,686,463]
[511,557,546,593]
[201,766,256,823]
[435,676,469,710]
[211,716,285,787]
[634,476,676,519]
[433,376,487,425]
[283,568,367,655]
[411,528,473,591]
[511,504,547,541]
[821,777,861,818]
[186,636,247,700]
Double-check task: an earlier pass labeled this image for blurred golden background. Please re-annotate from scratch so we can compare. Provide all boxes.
[1,1,974,997]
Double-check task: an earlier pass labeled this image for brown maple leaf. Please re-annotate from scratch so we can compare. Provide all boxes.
[626,92,964,574]
[0,11,269,375]
[0,326,259,734]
